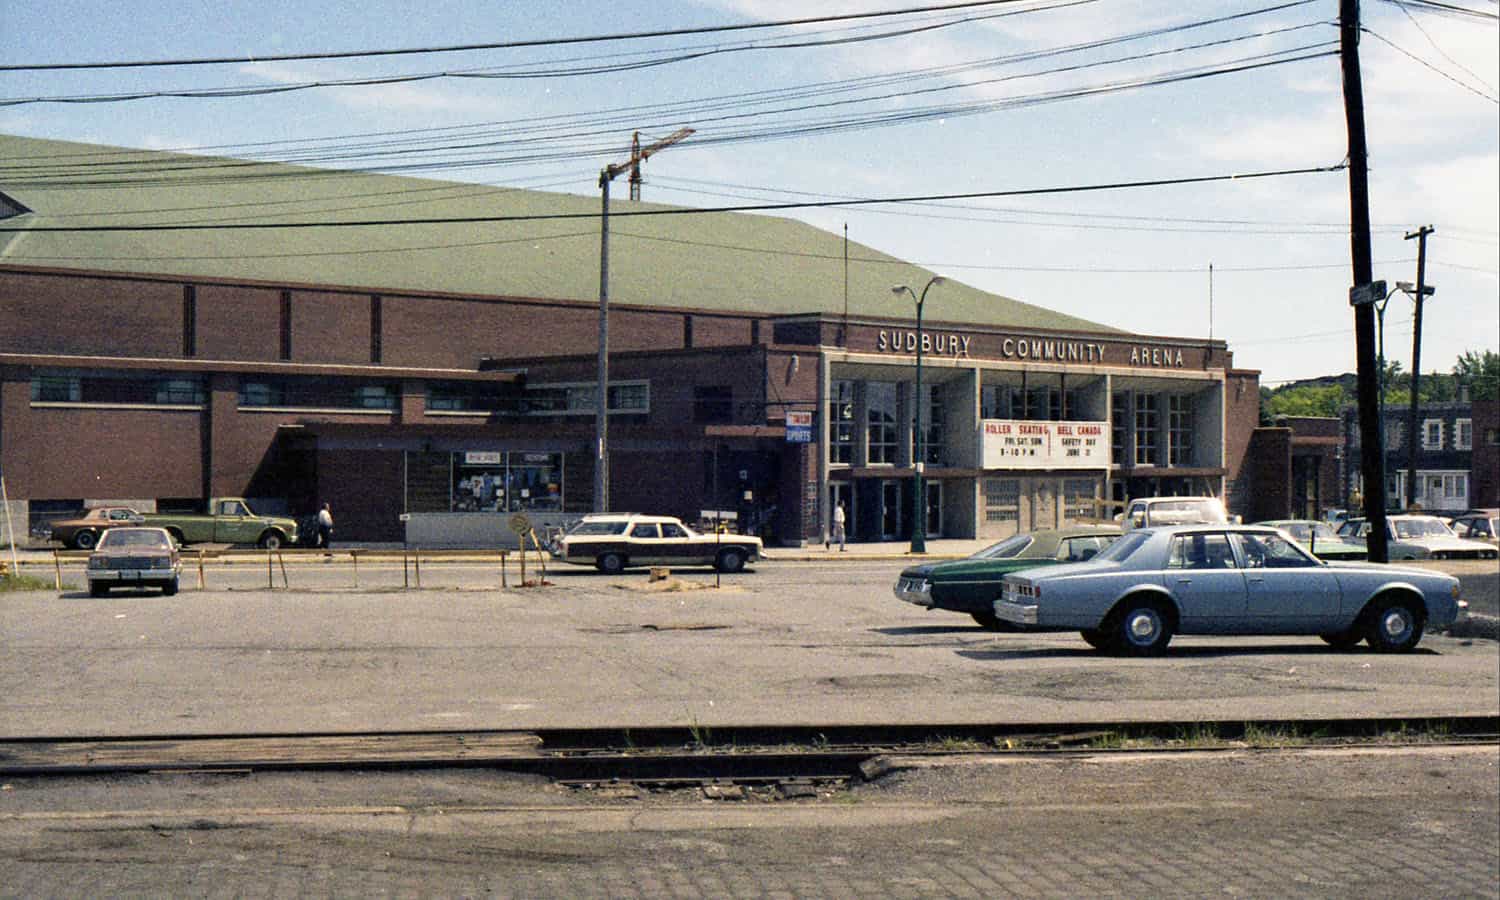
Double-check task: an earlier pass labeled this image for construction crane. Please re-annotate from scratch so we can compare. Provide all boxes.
[593,128,694,512]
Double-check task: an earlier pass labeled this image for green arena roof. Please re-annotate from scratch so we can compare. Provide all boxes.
[0,133,1119,334]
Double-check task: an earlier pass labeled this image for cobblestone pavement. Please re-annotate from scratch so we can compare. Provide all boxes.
[3,746,1496,898]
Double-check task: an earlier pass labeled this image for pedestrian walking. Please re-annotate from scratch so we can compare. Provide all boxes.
[316,502,334,548]
[832,501,847,551]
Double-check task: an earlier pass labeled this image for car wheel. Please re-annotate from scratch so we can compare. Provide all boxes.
[89,581,108,598]
[1079,628,1110,649]
[258,531,284,550]
[715,548,746,573]
[161,577,178,597]
[596,552,625,575]
[1319,629,1361,651]
[1106,597,1174,656]
[73,530,98,551]
[1363,596,1424,653]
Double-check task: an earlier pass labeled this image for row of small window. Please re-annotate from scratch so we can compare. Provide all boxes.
[1382,419,1476,452]
[33,373,205,405]
[31,372,650,415]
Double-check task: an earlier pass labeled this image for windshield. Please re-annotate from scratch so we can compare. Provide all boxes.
[973,534,1034,559]
[1147,499,1228,525]
[1091,531,1151,563]
[568,520,629,536]
[1394,518,1455,539]
[98,529,171,549]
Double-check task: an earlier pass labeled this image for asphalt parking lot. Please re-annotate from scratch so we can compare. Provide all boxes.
[3,552,1496,737]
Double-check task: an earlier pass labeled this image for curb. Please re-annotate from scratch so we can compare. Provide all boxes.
[1444,613,1500,642]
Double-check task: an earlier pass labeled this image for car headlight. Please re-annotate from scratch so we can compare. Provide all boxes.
[88,557,106,570]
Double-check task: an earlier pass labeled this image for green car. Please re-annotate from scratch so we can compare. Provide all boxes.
[893,525,1122,630]
[1254,520,1367,561]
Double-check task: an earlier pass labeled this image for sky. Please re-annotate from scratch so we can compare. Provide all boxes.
[3,0,1497,388]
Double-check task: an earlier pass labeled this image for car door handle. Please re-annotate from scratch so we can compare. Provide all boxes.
[1176,577,1192,584]
[1246,576,1264,585]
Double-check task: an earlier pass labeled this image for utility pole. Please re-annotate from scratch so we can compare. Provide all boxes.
[595,128,693,512]
[1339,0,1389,562]
[1404,225,1435,510]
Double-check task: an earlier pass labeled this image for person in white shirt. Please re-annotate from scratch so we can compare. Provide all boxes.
[316,502,333,548]
[831,502,847,551]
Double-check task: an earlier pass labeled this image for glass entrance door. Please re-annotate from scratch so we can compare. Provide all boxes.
[925,481,942,537]
[881,481,902,540]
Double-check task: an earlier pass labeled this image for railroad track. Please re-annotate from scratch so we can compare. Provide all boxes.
[3,717,1495,790]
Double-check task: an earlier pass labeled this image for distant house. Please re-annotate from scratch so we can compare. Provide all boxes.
[1340,399,1496,514]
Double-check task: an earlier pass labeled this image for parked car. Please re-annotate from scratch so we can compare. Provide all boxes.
[994,524,1466,655]
[1120,496,1231,531]
[86,526,182,597]
[549,513,762,574]
[1253,520,1367,561]
[144,497,299,549]
[1336,515,1499,560]
[48,506,145,550]
[1448,509,1499,545]
[894,525,1121,629]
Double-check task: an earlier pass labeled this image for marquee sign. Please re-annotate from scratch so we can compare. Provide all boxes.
[980,419,1109,470]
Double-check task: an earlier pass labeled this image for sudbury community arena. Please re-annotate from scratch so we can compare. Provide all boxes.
[1,134,1270,548]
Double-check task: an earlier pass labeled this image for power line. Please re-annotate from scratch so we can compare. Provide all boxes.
[1363,27,1499,102]
[0,0,1057,71]
[0,164,1347,234]
[1378,0,1500,22]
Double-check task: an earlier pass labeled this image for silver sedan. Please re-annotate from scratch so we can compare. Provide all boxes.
[995,525,1466,655]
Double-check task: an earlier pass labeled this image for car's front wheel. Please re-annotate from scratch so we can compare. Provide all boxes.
[715,548,746,573]
[596,552,626,575]
[1363,596,1424,653]
[161,577,178,597]
[1079,628,1110,649]
[1320,629,1362,651]
[1104,597,1174,656]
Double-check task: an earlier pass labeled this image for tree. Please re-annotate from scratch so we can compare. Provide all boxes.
[1454,350,1500,401]
[1263,384,1348,419]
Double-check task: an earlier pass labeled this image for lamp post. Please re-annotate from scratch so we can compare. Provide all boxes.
[891,276,945,554]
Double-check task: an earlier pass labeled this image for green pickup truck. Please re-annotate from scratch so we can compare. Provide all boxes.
[144,498,300,549]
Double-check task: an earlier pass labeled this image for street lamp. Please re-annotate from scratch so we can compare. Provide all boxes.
[891,276,945,554]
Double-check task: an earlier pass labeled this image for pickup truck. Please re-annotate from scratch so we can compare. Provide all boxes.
[144,498,300,549]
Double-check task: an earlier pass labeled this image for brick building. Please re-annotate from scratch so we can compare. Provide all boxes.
[1,133,1264,547]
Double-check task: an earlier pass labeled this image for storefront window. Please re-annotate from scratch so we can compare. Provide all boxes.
[1064,477,1100,519]
[830,380,855,464]
[448,451,564,513]
[922,383,945,465]
[867,381,898,464]
[1134,392,1159,466]
[1168,395,1194,466]
[982,384,1015,419]
[1111,391,1129,466]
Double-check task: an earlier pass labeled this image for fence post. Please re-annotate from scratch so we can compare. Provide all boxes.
[197,549,206,590]
[277,551,289,589]
[500,550,508,590]
[351,549,360,589]
[53,550,62,592]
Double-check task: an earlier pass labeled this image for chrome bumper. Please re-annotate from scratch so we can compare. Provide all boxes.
[893,577,932,607]
[994,598,1039,625]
